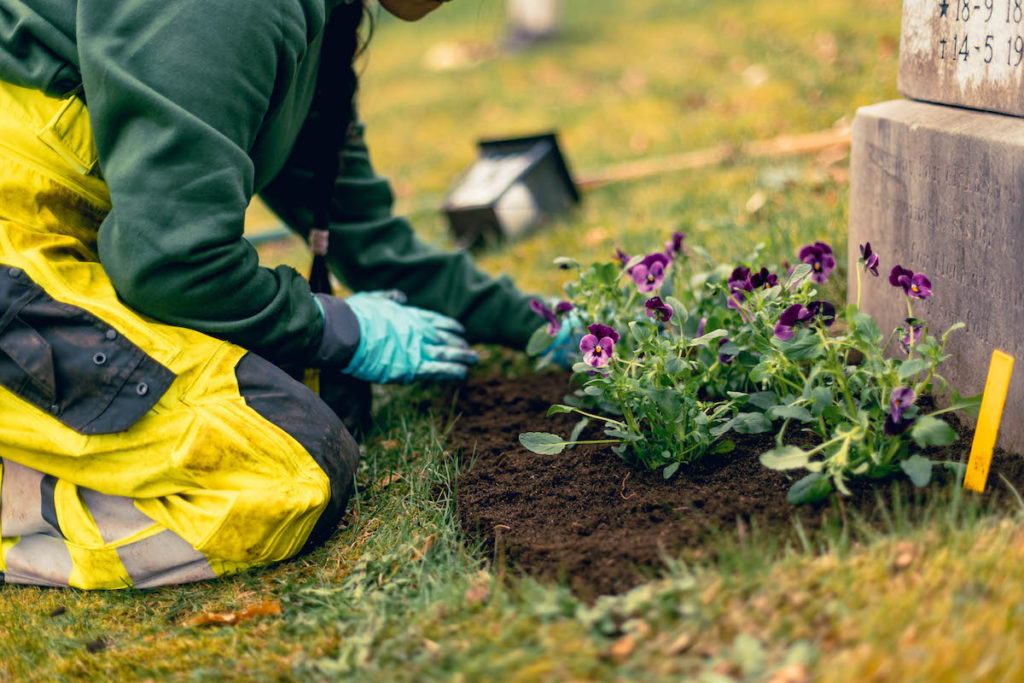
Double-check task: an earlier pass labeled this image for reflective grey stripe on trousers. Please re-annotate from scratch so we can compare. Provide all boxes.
[1,458,215,587]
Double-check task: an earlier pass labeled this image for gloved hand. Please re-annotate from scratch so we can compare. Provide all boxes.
[342,292,479,384]
[543,313,583,368]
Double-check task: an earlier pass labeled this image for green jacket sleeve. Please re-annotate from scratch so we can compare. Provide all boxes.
[259,120,542,350]
[81,0,334,366]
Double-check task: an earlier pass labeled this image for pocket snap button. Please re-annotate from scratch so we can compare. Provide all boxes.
[135,382,149,396]
[7,267,21,278]
[92,352,107,365]
[105,329,118,341]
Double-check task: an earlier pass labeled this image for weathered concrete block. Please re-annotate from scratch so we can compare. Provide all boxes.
[900,0,1024,117]
[849,99,1024,451]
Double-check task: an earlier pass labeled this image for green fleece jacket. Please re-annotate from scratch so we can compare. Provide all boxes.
[0,0,541,366]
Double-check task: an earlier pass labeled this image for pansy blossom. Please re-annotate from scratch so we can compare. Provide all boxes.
[798,241,836,284]
[630,253,671,293]
[644,296,673,323]
[614,247,631,266]
[899,317,924,354]
[859,242,880,277]
[665,231,686,260]
[580,323,619,368]
[885,387,917,435]
[773,300,836,341]
[529,298,573,336]
[889,265,932,299]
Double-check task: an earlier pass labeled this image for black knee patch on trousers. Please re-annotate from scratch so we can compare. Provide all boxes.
[234,352,359,549]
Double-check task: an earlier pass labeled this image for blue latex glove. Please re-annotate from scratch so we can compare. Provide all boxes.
[542,313,583,369]
[343,292,479,384]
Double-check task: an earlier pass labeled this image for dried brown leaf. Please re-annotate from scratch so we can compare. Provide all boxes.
[183,600,282,627]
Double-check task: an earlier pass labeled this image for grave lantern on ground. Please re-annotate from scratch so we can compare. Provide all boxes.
[443,132,579,249]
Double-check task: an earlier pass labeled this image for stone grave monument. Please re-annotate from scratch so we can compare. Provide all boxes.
[849,0,1024,450]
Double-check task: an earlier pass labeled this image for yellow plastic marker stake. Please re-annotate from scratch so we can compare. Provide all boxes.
[964,350,1015,493]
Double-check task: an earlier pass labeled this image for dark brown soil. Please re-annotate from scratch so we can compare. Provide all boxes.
[451,371,1024,601]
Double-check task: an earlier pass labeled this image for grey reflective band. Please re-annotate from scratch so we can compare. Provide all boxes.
[3,535,73,587]
[78,488,153,545]
[117,529,216,588]
[1,459,61,537]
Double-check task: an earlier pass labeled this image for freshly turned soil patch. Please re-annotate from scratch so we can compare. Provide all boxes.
[451,371,1024,601]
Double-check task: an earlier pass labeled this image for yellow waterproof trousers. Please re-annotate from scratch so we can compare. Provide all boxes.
[0,82,358,589]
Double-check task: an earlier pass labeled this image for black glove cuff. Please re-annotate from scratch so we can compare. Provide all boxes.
[311,293,361,368]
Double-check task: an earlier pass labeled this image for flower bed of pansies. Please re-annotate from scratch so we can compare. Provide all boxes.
[520,233,981,504]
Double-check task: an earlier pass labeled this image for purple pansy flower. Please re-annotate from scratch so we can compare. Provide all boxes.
[885,387,917,435]
[717,338,736,365]
[696,317,707,337]
[750,267,779,289]
[614,247,632,267]
[773,300,836,341]
[889,265,932,299]
[579,323,619,368]
[630,253,671,293]
[530,298,574,336]
[899,317,924,354]
[859,242,880,277]
[798,241,836,284]
[665,231,686,260]
[727,266,778,309]
[727,267,753,310]
[644,296,673,323]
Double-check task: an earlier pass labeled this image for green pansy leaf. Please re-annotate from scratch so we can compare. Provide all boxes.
[898,359,929,379]
[779,332,825,361]
[526,325,555,356]
[572,362,593,375]
[900,454,933,487]
[732,412,772,434]
[664,296,688,323]
[665,357,688,376]
[941,322,966,345]
[911,415,958,448]
[713,439,736,455]
[785,263,813,288]
[808,387,833,415]
[769,403,814,422]
[623,254,644,271]
[759,445,810,470]
[852,312,882,343]
[689,328,729,347]
[546,404,575,416]
[519,432,567,455]
[663,461,681,479]
[569,417,591,443]
[786,472,833,504]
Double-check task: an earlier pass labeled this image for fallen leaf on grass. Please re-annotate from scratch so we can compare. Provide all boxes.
[602,634,636,663]
[890,541,918,572]
[464,583,491,605]
[375,473,403,489]
[410,534,438,561]
[183,600,282,627]
[666,632,695,656]
[767,663,811,683]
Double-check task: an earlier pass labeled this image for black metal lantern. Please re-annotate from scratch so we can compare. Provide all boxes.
[443,132,579,248]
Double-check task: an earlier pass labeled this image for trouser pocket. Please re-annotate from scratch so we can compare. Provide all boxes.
[0,264,175,434]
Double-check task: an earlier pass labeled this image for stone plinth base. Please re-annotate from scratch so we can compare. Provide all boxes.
[849,98,1024,452]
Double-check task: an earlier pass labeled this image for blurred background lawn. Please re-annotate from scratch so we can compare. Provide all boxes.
[249,0,900,298]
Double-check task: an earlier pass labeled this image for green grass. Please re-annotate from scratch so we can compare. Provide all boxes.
[8,0,1024,679]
